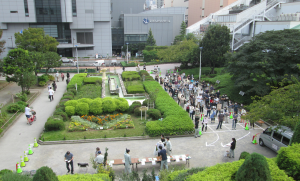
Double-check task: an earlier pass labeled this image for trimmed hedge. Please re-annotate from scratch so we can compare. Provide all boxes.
[44,116,65,131]
[75,103,89,116]
[53,111,68,122]
[277,143,300,180]
[75,84,102,99]
[33,166,58,181]
[128,102,141,113]
[64,100,78,108]
[170,167,206,181]
[144,81,194,136]
[65,106,75,116]
[120,61,137,67]
[239,151,250,160]
[102,97,117,113]
[67,73,87,90]
[83,77,102,84]
[126,85,145,94]
[122,71,140,81]
[115,98,129,112]
[57,173,110,181]
[89,98,103,115]
[147,109,161,120]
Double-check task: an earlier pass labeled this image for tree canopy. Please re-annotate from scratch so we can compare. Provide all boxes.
[0,29,5,55]
[15,28,59,52]
[200,24,231,74]
[226,29,300,98]
[44,52,62,74]
[173,21,187,45]
[146,28,156,46]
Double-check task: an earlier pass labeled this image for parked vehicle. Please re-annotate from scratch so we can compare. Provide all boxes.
[92,60,105,66]
[60,57,74,63]
[259,126,293,152]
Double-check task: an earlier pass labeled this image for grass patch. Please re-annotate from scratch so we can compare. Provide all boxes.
[41,115,146,141]
[124,80,145,94]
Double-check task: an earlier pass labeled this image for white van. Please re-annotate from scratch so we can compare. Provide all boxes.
[259,126,293,153]
[92,60,105,66]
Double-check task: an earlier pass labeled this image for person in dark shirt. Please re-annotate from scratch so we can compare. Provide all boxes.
[158,146,168,170]
[206,105,211,117]
[216,111,224,129]
[194,118,199,138]
[64,151,74,174]
[230,138,236,158]
[216,90,220,98]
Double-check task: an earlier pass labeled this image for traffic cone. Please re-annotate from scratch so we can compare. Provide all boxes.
[34,138,39,147]
[245,123,249,130]
[24,151,29,162]
[252,138,257,144]
[230,112,233,119]
[201,114,204,121]
[20,156,26,167]
[150,71,152,74]
[28,144,33,155]
[199,127,202,136]
[16,162,22,173]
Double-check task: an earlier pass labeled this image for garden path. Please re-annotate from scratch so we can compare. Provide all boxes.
[0,77,21,106]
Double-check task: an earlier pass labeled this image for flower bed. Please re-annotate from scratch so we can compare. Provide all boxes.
[112,119,134,129]
[81,113,123,126]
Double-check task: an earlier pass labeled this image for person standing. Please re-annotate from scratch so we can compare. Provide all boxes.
[55,71,59,82]
[48,87,54,102]
[232,112,238,130]
[166,137,172,156]
[202,115,208,132]
[194,117,199,138]
[216,111,224,130]
[67,72,70,79]
[61,72,65,81]
[200,99,204,113]
[233,103,239,114]
[94,151,104,166]
[52,81,57,91]
[229,138,236,158]
[216,90,220,98]
[64,151,74,174]
[122,66,125,72]
[158,146,168,170]
[206,104,211,117]
[95,147,100,157]
[124,148,132,174]
[189,105,194,120]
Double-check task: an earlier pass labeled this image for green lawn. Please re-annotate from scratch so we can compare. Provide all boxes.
[41,115,147,141]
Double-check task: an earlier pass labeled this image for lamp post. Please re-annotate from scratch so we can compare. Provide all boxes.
[199,47,203,81]
[126,42,129,64]
[75,45,79,74]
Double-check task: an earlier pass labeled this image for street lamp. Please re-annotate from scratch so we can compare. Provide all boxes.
[75,45,79,74]
[199,47,203,81]
[126,42,129,64]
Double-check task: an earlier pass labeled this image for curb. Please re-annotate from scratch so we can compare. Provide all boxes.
[38,134,193,145]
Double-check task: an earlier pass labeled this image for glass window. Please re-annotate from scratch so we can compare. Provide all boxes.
[76,32,93,44]
[264,128,272,136]
[282,136,290,146]
[24,0,29,17]
[272,132,282,142]
[72,0,77,17]
[35,0,62,22]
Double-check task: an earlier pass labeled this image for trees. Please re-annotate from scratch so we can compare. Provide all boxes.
[146,28,156,46]
[173,21,187,45]
[0,29,6,55]
[29,51,46,75]
[3,49,36,92]
[200,24,230,74]
[44,52,62,74]
[226,29,300,98]
[291,123,300,144]
[121,43,146,56]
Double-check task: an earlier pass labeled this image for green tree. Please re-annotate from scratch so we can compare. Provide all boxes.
[292,123,300,144]
[244,79,300,129]
[122,43,146,56]
[142,49,158,62]
[146,28,156,46]
[3,48,35,92]
[236,152,272,181]
[226,29,300,98]
[19,71,37,92]
[44,52,62,74]
[200,24,230,74]
[0,29,6,55]
[33,166,59,181]
[15,28,59,52]
[185,33,198,43]
[29,51,46,75]
[173,21,187,45]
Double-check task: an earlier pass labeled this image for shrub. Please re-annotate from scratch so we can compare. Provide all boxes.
[291,123,300,144]
[15,92,27,102]
[236,152,272,181]
[115,98,129,112]
[126,85,145,94]
[65,106,76,117]
[139,70,150,76]
[67,73,87,90]
[134,107,143,116]
[145,75,154,81]
[239,151,250,160]
[53,111,69,122]
[47,74,55,81]
[7,103,22,113]
[75,103,89,116]
[142,99,150,106]
[132,101,142,106]
[77,98,93,104]
[1,171,32,181]
[39,81,46,86]
[38,74,49,83]
[173,167,206,181]
[33,166,58,181]
[44,116,65,131]
[122,71,140,81]
[63,92,74,98]
[0,169,12,177]
[147,109,161,120]
[128,103,141,113]
[57,173,110,181]
[64,100,78,107]
[102,97,117,113]
[89,98,103,115]
[68,88,77,95]
[61,95,73,100]
[277,143,300,180]
[83,77,102,84]
[120,61,136,67]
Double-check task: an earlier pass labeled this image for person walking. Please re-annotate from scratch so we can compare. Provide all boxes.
[122,66,125,72]
[232,112,238,130]
[124,148,132,174]
[158,146,168,170]
[64,151,74,174]
[229,138,236,158]
[55,71,59,82]
[52,81,57,91]
[61,72,65,81]
[194,117,199,138]
[48,87,54,102]
[166,137,172,156]
[67,72,70,79]
[216,111,224,130]
[202,115,208,132]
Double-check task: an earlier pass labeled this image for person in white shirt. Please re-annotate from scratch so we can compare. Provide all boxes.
[25,104,35,124]
[55,71,59,82]
[189,105,194,120]
[166,137,172,156]
[202,115,209,132]
[48,87,54,102]
[196,94,201,108]
[214,97,219,104]
[94,151,104,165]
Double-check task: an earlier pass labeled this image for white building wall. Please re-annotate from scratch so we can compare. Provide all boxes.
[61,0,73,23]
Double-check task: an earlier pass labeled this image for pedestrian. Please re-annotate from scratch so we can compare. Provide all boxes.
[158,145,168,170]
[85,68,88,73]
[123,66,125,72]
[216,111,224,129]
[216,90,220,98]
[52,81,57,91]
[124,148,132,174]
[48,87,54,102]
[67,72,70,79]
[95,147,100,157]
[194,116,199,138]
[206,104,211,117]
[97,66,99,73]
[47,84,51,90]
[61,72,65,81]
[233,102,239,114]
[94,151,104,167]
[232,112,238,130]
[189,105,194,120]
[55,71,59,82]
[66,78,70,85]
[202,115,208,132]
[179,95,185,108]
[200,99,204,113]
[166,137,172,156]
[161,134,165,144]
[64,151,74,174]
[229,138,236,158]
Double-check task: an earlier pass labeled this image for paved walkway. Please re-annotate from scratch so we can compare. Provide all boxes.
[0,78,21,106]
[0,64,277,176]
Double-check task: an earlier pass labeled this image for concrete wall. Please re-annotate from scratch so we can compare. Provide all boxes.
[254,21,291,35]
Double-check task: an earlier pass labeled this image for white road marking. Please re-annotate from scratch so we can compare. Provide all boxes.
[206,126,219,147]
[221,131,251,147]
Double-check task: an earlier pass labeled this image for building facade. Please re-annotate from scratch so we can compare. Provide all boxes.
[164,0,189,24]
[0,0,112,59]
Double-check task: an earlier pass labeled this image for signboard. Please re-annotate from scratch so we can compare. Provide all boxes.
[143,18,171,24]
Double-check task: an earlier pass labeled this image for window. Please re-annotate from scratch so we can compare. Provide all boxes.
[78,47,94,50]
[24,0,29,16]
[272,132,282,142]
[264,128,272,136]
[72,0,77,17]
[76,32,93,44]
[282,136,290,146]
[124,34,147,42]
[10,11,18,13]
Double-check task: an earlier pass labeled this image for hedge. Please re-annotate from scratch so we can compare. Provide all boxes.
[89,98,103,115]
[122,71,140,81]
[170,167,206,181]
[121,61,137,67]
[53,110,68,122]
[147,109,161,120]
[143,81,194,136]
[67,73,87,90]
[64,100,78,108]
[239,151,250,160]
[83,77,102,84]
[57,173,110,181]
[126,85,145,94]
[277,143,300,180]
[33,166,58,181]
[115,98,129,112]
[102,97,117,113]
[75,103,89,116]
[44,116,65,131]
[65,106,75,116]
